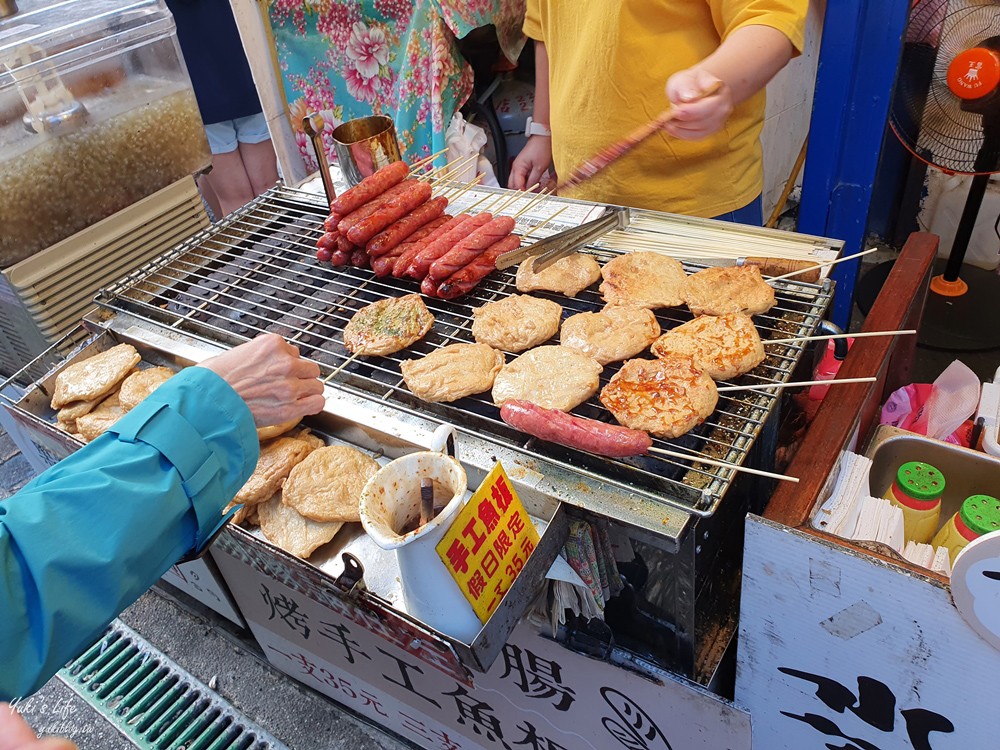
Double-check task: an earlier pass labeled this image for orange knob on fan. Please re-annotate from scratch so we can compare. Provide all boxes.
[947,47,1000,100]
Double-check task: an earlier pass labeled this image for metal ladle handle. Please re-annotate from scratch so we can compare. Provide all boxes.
[302,112,338,205]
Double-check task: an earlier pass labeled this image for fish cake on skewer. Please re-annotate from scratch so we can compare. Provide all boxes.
[560,305,660,365]
[515,253,602,297]
[492,345,603,412]
[472,295,563,353]
[682,265,776,317]
[401,343,505,403]
[599,252,686,309]
[651,313,764,380]
[600,355,718,439]
[343,293,435,356]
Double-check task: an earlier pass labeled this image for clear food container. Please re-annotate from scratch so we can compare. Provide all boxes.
[0,0,211,267]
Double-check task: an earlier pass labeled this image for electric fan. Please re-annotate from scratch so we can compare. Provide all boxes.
[888,0,1000,350]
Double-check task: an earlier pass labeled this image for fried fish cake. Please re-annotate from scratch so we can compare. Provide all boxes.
[51,344,141,409]
[258,492,343,559]
[600,355,718,439]
[233,436,315,507]
[282,445,380,523]
[515,253,602,297]
[118,366,174,410]
[560,305,661,365]
[491,345,603,412]
[472,295,563,352]
[401,343,505,403]
[256,418,300,442]
[651,313,765,380]
[682,265,776,317]
[56,394,105,433]
[75,391,128,442]
[343,293,434,356]
[599,252,686,309]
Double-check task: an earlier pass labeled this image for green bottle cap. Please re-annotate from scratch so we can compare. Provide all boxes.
[960,495,1000,537]
[894,461,945,501]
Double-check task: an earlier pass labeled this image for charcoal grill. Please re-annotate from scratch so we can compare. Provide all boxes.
[95,185,834,521]
[15,182,835,681]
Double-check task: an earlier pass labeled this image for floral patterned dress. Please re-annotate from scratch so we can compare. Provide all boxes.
[267,0,526,172]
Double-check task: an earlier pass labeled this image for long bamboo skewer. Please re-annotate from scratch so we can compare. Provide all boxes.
[516,205,570,240]
[510,189,553,219]
[412,148,448,168]
[646,447,798,483]
[765,248,881,283]
[324,351,359,382]
[557,81,723,192]
[766,330,916,346]
[717,376,877,393]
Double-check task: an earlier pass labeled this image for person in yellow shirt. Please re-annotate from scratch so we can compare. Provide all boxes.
[509,0,807,223]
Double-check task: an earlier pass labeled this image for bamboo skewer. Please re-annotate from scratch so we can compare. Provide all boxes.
[717,376,877,393]
[438,173,484,200]
[324,351,360,382]
[766,329,917,346]
[558,81,723,192]
[647,446,799,483]
[510,189,553,220]
[765,247,881,283]
[412,148,448,169]
[516,205,570,240]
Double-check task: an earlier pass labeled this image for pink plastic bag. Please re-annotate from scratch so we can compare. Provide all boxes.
[881,382,974,446]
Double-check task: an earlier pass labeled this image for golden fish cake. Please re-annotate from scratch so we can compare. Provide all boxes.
[600,355,718,439]
[651,313,764,380]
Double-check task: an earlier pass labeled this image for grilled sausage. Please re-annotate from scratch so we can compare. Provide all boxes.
[366,196,449,257]
[331,160,409,216]
[329,248,351,267]
[346,181,433,246]
[323,213,343,232]
[316,231,339,250]
[335,234,354,255]
[500,400,652,457]
[427,216,517,281]
[405,213,492,280]
[436,233,521,299]
[373,215,451,277]
[420,274,439,297]
[350,248,370,268]
[337,179,419,236]
[393,214,470,278]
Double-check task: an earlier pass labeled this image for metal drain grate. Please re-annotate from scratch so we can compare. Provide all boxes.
[58,620,286,750]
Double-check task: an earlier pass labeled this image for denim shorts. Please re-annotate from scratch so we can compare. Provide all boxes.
[204,112,271,155]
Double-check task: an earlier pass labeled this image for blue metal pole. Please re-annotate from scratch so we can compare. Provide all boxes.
[798,0,910,329]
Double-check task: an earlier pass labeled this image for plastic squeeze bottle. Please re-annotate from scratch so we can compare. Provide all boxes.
[932,494,1000,564]
[883,461,945,544]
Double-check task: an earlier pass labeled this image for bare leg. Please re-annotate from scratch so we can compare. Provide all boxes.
[238,139,280,197]
[203,150,255,216]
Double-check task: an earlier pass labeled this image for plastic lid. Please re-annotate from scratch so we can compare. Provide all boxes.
[894,461,945,501]
[960,494,1000,537]
[0,0,173,87]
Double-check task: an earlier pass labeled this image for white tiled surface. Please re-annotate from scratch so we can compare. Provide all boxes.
[761,0,825,222]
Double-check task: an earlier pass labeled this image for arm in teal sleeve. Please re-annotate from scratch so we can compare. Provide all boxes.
[0,367,259,700]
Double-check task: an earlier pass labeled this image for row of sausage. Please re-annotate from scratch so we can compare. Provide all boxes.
[314,161,520,299]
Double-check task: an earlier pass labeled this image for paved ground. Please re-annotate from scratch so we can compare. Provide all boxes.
[1,424,411,750]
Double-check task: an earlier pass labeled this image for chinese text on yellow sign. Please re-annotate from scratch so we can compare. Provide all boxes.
[436,462,540,623]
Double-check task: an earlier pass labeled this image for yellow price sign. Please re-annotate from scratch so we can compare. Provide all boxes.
[435,462,540,623]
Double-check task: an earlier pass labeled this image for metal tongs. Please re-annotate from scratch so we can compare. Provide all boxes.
[495,207,630,272]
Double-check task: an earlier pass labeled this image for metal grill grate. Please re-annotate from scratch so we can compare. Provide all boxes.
[59,620,285,750]
[97,186,833,514]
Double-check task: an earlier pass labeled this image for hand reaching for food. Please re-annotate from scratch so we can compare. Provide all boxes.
[198,334,325,428]
[662,68,732,141]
